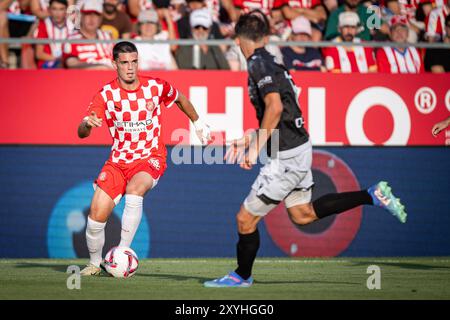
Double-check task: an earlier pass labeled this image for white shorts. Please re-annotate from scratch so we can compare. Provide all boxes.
[243,140,314,216]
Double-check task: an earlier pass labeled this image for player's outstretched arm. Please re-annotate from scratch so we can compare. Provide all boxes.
[175,93,212,145]
[432,116,450,137]
[78,112,102,139]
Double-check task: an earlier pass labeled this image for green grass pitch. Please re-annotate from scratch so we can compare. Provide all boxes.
[1,257,449,300]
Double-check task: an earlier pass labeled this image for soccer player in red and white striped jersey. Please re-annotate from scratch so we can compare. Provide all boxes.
[78,41,212,276]
[323,12,377,73]
[425,0,449,41]
[377,15,423,73]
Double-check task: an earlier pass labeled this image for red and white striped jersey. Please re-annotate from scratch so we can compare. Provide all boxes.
[323,38,377,73]
[233,0,276,15]
[88,76,179,164]
[63,30,113,67]
[34,17,72,68]
[425,5,449,39]
[376,47,423,73]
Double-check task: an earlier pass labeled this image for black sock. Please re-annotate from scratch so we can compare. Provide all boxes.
[235,229,260,280]
[313,190,373,219]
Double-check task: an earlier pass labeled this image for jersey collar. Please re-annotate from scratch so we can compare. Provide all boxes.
[115,77,142,92]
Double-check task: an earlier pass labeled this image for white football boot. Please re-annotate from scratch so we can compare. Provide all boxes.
[80,263,102,276]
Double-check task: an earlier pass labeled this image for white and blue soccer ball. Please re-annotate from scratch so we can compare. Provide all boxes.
[104,246,139,278]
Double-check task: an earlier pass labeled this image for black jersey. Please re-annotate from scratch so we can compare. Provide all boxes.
[247,47,309,155]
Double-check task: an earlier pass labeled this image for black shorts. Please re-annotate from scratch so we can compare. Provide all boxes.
[8,19,33,38]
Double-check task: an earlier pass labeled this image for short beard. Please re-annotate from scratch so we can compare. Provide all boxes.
[343,34,354,42]
[345,1,358,9]
[193,32,209,41]
[104,4,117,15]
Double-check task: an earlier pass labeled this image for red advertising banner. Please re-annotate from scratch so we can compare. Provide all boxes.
[0,70,449,146]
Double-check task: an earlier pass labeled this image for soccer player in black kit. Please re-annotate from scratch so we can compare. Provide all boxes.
[204,11,407,288]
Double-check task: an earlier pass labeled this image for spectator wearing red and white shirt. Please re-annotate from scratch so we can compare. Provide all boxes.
[381,0,424,43]
[425,0,449,42]
[377,15,423,73]
[63,0,114,69]
[31,0,74,20]
[323,12,377,73]
[34,0,73,69]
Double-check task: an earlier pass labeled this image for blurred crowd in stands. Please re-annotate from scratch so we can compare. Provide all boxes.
[0,0,449,72]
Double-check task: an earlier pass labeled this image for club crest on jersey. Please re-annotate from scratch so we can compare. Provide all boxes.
[148,158,160,171]
[98,172,107,182]
[146,101,155,112]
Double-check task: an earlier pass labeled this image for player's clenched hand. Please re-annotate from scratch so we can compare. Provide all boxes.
[84,112,103,128]
[193,118,212,145]
[240,144,259,170]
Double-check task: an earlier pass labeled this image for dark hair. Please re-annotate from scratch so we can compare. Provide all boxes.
[49,0,68,6]
[446,14,450,28]
[234,10,270,42]
[113,41,138,60]
[153,0,170,8]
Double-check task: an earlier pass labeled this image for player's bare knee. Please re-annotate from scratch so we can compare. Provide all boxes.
[88,206,106,222]
[291,214,313,226]
[236,208,257,234]
[126,178,153,196]
[89,201,109,222]
[125,185,147,197]
[288,206,317,226]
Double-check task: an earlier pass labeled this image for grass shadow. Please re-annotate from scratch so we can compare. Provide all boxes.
[12,262,111,277]
[14,262,70,273]
[135,272,210,283]
[255,280,361,285]
[135,272,361,286]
